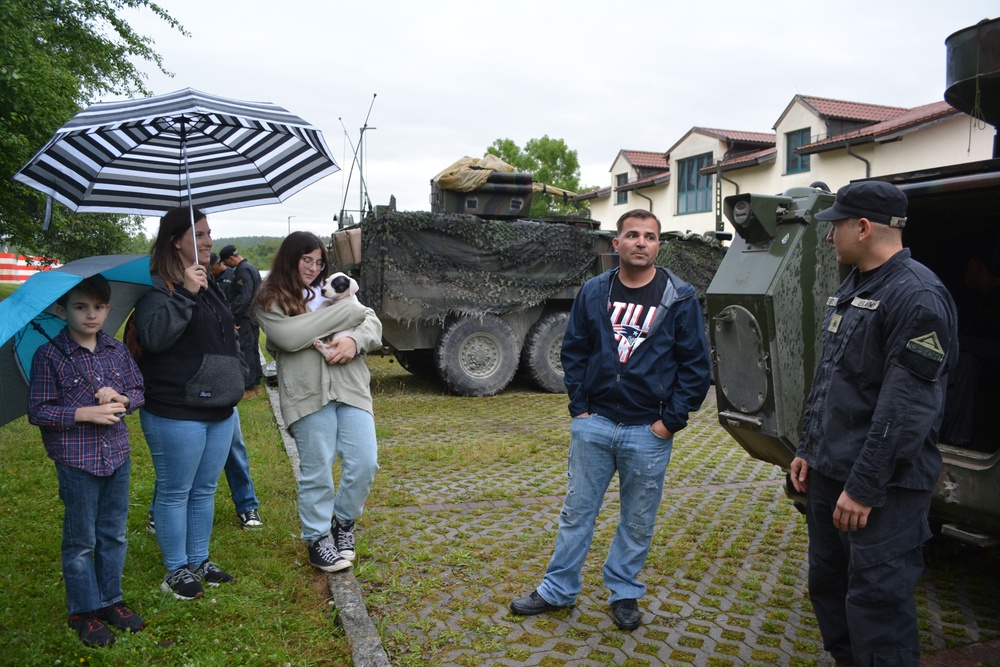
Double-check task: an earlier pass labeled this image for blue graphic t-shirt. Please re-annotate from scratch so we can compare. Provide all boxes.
[609,271,667,364]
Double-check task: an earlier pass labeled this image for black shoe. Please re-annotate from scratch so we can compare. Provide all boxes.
[68,613,115,647]
[192,559,235,586]
[509,590,564,616]
[146,513,155,534]
[98,602,146,633]
[610,598,641,630]
[161,567,204,600]
[237,508,263,528]
[332,520,356,561]
[307,536,351,573]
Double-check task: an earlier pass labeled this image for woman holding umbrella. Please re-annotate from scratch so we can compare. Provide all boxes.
[133,207,246,600]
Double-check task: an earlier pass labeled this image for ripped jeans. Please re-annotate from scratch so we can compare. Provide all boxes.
[537,413,674,606]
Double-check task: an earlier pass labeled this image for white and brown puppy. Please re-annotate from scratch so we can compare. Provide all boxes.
[312,272,361,361]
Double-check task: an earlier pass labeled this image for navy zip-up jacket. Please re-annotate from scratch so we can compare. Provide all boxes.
[562,266,712,432]
[797,249,958,507]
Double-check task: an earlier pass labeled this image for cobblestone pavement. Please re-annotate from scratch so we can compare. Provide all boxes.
[344,360,1000,666]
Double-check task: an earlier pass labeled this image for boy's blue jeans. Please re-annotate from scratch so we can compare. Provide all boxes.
[55,459,130,616]
[537,413,674,607]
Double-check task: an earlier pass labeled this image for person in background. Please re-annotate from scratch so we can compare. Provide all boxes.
[253,231,381,574]
[27,276,146,647]
[790,181,958,667]
[220,244,263,398]
[210,252,234,298]
[510,209,712,631]
[134,207,245,600]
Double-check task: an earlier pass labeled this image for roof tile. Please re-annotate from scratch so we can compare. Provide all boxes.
[800,101,960,152]
[799,95,908,123]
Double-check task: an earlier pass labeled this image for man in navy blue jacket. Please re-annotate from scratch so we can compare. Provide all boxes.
[511,209,712,630]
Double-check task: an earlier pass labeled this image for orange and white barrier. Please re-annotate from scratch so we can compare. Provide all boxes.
[0,253,60,284]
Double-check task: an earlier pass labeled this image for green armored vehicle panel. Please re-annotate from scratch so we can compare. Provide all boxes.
[707,162,1000,546]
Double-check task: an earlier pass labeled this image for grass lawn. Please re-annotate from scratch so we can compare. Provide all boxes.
[0,281,351,665]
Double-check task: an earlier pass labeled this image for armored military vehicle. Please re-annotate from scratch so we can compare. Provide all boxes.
[329,157,614,397]
[705,17,1000,546]
[331,156,724,397]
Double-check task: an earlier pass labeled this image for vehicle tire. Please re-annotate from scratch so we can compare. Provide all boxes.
[393,349,437,379]
[521,312,569,393]
[435,315,520,397]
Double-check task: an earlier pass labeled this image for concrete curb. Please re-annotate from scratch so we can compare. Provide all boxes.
[263,382,391,667]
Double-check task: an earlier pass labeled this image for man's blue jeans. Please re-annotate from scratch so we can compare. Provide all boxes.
[223,408,259,514]
[287,401,378,544]
[55,459,130,615]
[140,409,235,572]
[537,413,674,607]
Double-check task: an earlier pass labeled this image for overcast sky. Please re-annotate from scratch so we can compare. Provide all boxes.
[115,0,997,240]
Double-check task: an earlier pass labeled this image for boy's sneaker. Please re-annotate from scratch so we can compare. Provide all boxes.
[161,567,204,600]
[308,536,351,573]
[68,613,115,647]
[146,513,155,534]
[332,520,356,561]
[98,602,145,633]
[237,508,263,528]
[192,559,235,586]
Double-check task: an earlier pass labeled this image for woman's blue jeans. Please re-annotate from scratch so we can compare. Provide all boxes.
[537,413,673,607]
[55,459,130,615]
[287,401,378,544]
[140,409,235,571]
[149,407,258,516]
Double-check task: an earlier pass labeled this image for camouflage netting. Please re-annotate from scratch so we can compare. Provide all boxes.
[358,211,608,324]
[656,230,727,300]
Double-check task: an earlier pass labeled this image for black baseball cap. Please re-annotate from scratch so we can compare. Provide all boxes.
[815,181,908,228]
[209,252,220,266]
[219,244,238,261]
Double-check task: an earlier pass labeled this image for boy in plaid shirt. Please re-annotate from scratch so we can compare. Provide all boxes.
[27,276,145,647]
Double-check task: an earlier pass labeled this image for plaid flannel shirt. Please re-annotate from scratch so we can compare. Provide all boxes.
[27,328,144,476]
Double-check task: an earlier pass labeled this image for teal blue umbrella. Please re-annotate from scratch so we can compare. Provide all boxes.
[0,254,152,427]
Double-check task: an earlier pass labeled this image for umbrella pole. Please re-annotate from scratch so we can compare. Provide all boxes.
[180,124,198,262]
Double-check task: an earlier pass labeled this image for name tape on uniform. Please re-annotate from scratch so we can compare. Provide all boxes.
[851,297,880,310]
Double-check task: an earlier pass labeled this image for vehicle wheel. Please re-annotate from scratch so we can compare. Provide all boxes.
[435,315,519,397]
[521,312,569,393]
[393,349,437,379]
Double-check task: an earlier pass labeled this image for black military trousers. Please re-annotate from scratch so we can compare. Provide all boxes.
[238,319,263,390]
[805,470,931,667]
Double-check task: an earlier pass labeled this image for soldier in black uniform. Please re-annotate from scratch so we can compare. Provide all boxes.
[790,181,958,667]
[220,245,263,395]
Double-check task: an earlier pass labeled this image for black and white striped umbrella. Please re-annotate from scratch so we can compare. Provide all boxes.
[13,88,340,216]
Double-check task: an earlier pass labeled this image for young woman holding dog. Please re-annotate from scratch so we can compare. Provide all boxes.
[253,231,382,572]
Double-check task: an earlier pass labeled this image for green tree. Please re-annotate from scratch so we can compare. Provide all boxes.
[486,135,588,217]
[0,0,186,259]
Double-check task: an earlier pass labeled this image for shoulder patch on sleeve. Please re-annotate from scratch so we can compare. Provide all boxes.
[896,307,951,381]
[906,332,944,362]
